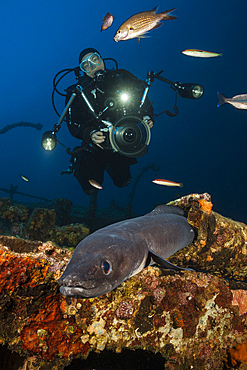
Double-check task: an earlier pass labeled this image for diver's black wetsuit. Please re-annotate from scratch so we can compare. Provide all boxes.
[65,68,154,195]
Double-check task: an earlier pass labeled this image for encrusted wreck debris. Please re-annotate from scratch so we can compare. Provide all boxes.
[0,198,90,248]
[167,193,247,282]
[0,121,43,136]
[0,193,247,369]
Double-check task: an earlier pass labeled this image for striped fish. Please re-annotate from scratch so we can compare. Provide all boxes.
[217,92,247,109]
[113,6,177,46]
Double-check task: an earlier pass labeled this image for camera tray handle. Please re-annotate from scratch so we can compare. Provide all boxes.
[76,84,113,129]
[139,71,153,111]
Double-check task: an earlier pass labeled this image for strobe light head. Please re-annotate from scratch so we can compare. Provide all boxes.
[41,131,57,151]
[176,83,204,99]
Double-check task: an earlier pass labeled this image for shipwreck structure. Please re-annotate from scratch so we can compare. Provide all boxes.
[0,193,247,369]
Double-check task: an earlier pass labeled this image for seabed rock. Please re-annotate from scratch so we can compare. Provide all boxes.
[0,193,247,369]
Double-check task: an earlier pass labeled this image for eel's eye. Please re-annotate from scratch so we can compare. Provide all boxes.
[101,260,112,275]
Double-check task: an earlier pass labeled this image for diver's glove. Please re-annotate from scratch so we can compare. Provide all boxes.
[143,115,154,129]
[90,130,105,149]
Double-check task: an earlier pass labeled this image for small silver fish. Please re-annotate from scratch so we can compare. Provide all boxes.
[114,6,177,46]
[182,49,222,58]
[217,92,247,109]
[152,179,183,187]
[101,12,114,31]
[20,173,29,182]
[89,179,103,190]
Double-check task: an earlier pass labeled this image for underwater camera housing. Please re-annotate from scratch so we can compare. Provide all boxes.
[75,80,152,158]
[99,114,151,158]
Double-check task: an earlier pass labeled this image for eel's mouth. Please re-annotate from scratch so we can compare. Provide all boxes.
[59,275,97,297]
[59,276,113,298]
[59,285,90,298]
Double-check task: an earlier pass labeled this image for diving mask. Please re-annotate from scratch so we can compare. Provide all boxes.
[79,52,102,73]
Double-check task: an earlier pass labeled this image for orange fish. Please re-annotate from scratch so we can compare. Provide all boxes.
[152,179,183,187]
[101,12,114,31]
[89,179,103,190]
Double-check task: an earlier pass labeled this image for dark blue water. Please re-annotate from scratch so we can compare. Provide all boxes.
[1,0,247,223]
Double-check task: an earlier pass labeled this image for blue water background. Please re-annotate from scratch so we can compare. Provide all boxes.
[1,0,247,223]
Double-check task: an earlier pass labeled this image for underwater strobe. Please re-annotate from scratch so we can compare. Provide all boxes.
[41,93,77,151]
[176,83,204,99]
[41,130,58,151]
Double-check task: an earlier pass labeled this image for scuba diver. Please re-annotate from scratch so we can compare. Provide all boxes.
[63,47,154,195]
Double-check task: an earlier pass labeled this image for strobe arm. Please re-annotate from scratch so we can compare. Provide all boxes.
[150,70,204,100]
[52,92,77,133]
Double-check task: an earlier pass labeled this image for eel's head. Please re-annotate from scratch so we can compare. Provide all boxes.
[59,232,144,298]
